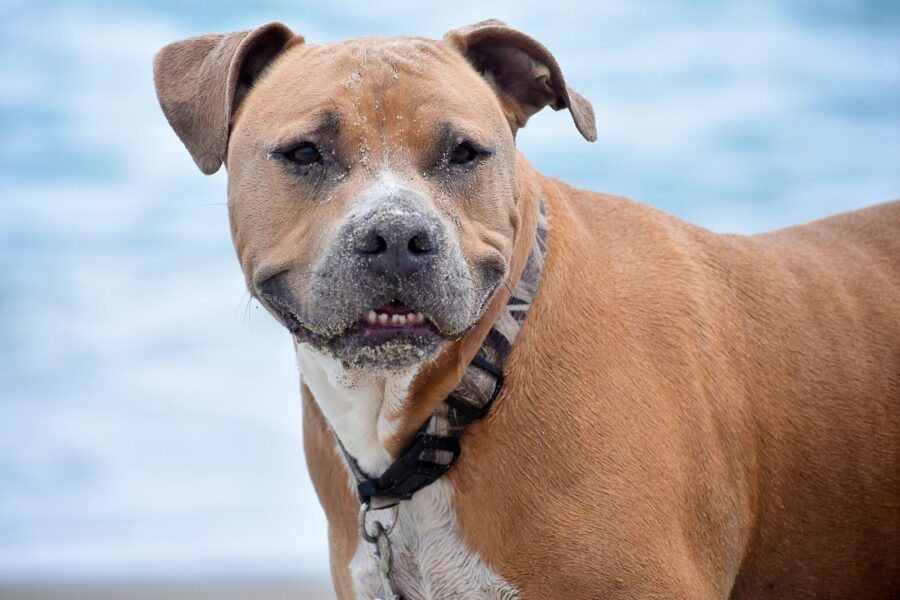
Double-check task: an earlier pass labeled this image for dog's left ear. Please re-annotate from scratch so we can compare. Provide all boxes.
[445,19,596,141]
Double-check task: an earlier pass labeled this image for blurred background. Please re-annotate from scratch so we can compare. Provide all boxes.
[1,0,898,598]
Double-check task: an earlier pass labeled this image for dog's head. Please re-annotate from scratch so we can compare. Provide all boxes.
[154,20,594,371]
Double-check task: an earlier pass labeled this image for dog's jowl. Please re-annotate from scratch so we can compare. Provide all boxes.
[154,19,900,600]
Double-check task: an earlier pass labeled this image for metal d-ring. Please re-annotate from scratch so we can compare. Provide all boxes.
[358,501,399,544]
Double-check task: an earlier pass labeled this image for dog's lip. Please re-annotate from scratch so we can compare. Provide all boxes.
[261,295,319,339]
[275,305,312,337]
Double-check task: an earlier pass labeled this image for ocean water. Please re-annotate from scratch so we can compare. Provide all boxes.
[1,0,898,581]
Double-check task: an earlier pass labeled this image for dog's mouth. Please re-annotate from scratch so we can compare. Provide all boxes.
[353,301,437,342]
[277,300,440,345]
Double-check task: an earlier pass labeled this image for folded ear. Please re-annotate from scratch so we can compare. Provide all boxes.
[445,19,596,142]
[153,22,302,174]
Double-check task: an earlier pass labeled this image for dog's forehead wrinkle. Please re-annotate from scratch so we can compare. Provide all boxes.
[337,36,447,74]
[294,41,472,174]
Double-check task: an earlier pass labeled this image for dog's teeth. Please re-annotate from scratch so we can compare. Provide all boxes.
[368,310,423,327]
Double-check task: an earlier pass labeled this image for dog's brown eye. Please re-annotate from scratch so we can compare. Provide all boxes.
[285,143,321,166]
[449,142,479,165]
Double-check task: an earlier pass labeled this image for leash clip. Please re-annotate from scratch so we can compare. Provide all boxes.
[358,502,401,600]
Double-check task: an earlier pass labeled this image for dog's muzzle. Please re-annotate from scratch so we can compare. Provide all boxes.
[255,199,478,369]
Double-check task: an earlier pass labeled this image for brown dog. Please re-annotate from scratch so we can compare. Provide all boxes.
[154,20,900,599]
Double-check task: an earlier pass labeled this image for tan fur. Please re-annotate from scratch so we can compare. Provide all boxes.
[301,383,358,599]
[154,20,900,599]
[448,171,900,598]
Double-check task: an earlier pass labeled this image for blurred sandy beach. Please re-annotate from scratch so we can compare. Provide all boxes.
[0,577,337,600]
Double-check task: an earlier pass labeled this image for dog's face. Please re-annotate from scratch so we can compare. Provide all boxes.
[154,21,594,370]
[229,38,521,369]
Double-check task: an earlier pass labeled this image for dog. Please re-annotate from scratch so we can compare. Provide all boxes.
[154,20,900,599]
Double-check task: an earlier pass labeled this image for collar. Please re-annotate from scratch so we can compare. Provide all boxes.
[337,197,549,507]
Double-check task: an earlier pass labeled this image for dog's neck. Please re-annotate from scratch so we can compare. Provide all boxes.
[296,164,543,476]
[294,343,417,474]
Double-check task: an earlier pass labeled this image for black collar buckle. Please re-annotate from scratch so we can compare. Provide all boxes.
[357,427,462,503]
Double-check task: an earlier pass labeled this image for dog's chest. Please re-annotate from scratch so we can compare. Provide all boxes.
[295,345,518,599]
[351,480,519,600]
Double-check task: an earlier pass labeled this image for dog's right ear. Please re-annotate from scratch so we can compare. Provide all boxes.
[153,22,302,175]
[445,19,596,142]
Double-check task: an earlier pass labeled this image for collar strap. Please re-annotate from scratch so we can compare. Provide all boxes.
[340,198,549,505]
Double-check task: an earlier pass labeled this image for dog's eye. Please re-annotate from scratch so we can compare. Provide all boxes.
[449,142,479,165]
[284,143,321,166]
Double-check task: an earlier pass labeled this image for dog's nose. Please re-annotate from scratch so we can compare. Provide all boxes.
[354,214,437,278]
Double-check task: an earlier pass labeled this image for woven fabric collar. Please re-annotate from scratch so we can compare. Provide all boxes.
[340,198,549,506]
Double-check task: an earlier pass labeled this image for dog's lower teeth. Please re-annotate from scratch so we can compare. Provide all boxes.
[364,309,427,327]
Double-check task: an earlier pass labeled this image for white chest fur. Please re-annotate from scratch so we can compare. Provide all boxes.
[294,341,519,599]
[295,341,411,475]
[352,480,519,600]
